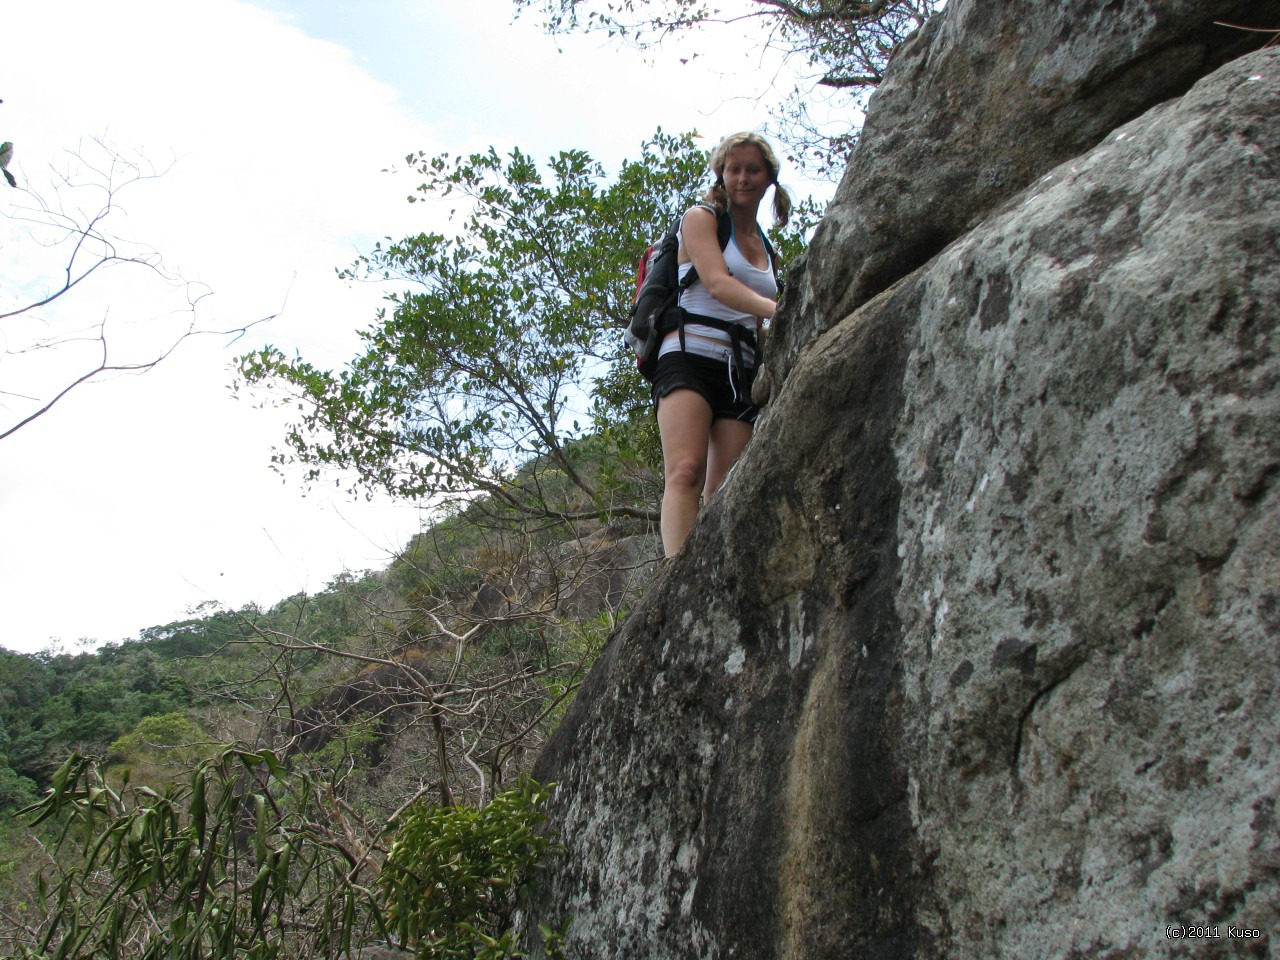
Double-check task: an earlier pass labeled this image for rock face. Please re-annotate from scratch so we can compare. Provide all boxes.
[763,0,1280,395]
[524,4,1280,958]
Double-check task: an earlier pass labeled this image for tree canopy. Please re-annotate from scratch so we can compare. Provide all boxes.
[512,0,944,177]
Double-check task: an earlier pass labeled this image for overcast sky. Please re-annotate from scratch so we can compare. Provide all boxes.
[0,0,838,655]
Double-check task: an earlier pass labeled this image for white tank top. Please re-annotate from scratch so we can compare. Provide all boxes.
[658,211,776,367]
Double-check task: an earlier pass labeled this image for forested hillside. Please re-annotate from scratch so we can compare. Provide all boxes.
[0,482,651,958]
[0,576,374,813]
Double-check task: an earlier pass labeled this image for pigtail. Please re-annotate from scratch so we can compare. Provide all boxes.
[703,178,730,215]
[772,182,792,227]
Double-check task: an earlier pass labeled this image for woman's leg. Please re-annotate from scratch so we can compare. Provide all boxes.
[657,388,714,558]
[704,417,753,500]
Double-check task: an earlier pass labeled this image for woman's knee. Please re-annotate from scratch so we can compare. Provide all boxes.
[665,456,707,491]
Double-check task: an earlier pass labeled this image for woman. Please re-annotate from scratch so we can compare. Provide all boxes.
[653,132,792,558]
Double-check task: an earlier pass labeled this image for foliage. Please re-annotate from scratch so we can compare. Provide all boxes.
[0,571,401,817]
[6,751,563,960]
[237,129,821,526]
[250,560,587,811]
[381,779,563,959]
[105,712,211,786]
[0,552,587,954]
[0,760,37,811]
[512,0,945,178]
[0,644,194,804]
[12,749,385,960]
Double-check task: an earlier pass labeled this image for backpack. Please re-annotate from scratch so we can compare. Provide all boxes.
[625,205,776,382]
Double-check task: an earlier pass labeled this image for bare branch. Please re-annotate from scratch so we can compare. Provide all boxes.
[1,138,276,439]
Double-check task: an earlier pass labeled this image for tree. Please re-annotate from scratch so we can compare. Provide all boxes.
[0,137,269,440]
[512,0,945,177]
[238,130,820,527]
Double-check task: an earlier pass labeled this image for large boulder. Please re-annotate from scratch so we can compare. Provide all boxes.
[763,0,1280,397]
[525,41,1280,960]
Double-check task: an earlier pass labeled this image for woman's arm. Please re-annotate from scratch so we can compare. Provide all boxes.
[680,207,777,319]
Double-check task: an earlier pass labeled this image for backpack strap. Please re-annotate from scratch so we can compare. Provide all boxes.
[673,207,779,356]
[705,208,779,287]
[676,204,730,295]
[671,206,732,353]
[716,207,733,253]
[760,231,782,295]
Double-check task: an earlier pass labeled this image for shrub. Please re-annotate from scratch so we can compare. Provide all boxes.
[381,779,562,959]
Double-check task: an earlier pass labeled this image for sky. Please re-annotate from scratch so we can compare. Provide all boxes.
[0,0,838,655]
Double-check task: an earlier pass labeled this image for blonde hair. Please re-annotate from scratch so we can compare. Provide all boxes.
[703,131,792,227]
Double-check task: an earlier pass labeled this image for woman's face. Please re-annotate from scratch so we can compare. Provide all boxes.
[721,145,772,208]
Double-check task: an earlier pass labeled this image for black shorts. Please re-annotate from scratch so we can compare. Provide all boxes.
[651,350,759,424]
